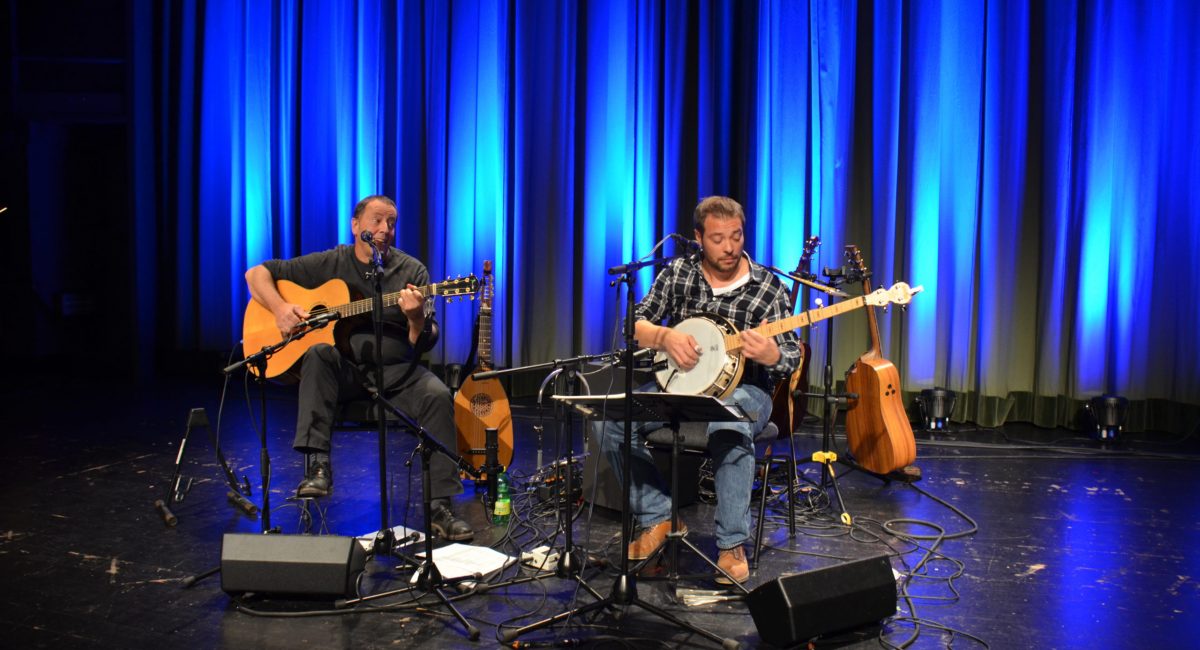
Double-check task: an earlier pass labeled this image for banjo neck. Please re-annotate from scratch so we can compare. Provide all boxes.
[723,295,869,352]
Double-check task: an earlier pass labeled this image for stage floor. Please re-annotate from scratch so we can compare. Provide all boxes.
[2,375,1198,649]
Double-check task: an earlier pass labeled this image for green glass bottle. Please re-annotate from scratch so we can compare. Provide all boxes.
[492,470,511,525]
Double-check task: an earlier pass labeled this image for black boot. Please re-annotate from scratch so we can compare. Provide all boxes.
[297,452,333,498]
[430,498,474,542]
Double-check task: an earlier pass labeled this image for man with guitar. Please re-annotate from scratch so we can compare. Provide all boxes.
[597,196,801,584]
[244,195,473,541]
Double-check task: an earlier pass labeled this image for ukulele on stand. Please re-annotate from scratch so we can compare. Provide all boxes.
[454,261,514,479]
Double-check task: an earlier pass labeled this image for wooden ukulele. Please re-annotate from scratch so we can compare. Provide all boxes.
[454,261,514,479]
[242,275,479,379]
[769,236,819,437]
[842,245,917,475]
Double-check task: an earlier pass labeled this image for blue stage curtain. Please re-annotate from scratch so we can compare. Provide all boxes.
[149,0,1200,430]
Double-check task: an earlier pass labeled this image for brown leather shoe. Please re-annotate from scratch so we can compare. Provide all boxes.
[628,521,686,560]
[715,545,749,585]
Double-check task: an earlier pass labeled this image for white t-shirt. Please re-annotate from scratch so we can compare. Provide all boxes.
[709,271,750,296]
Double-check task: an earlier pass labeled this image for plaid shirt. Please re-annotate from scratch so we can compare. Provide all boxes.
[635,252,801,392]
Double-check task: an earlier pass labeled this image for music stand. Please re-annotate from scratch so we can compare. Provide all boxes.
[500,391,747,650]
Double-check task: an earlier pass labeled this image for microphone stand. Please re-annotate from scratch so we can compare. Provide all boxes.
[182,320,334,589]
[334,384,486,641]
[366,241,396,557]
[221,321,338,533]
[500,252,740,650]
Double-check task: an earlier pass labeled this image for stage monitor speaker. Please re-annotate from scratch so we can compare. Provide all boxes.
[747,553,896,647]
[220,533,367,599]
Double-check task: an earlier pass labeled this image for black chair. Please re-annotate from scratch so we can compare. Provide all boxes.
[334,398,401,430]
[644,419,796,570]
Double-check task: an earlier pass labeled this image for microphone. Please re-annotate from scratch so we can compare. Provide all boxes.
[296,310,341,330]
[360,230,375,243]
[154,499,178,527]
[227,491,259,516]
[670,233,701,254]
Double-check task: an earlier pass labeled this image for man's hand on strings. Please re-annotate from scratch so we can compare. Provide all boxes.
[274,303,309,336]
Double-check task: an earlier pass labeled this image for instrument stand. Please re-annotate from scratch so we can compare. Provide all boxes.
[334,385,486,641]
[155,407,256,527]
[500,261,742,650]
[800,270,860,527]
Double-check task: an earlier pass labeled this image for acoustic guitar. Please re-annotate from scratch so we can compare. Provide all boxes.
[454,261,514,479]
[842,245,917,475]
[769,236,819,437]
[241,275,480,379]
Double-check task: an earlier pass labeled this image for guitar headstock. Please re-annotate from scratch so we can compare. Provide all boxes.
[864,282,923,307]
[797,236,820,281]
[844,244,868,279]
[481,260,494,310]
[436,274,481,302]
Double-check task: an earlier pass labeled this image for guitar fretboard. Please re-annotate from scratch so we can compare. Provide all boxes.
[311,282,442,319]
[478,305,492,367]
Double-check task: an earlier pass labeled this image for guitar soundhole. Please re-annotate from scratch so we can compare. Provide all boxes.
[470,394,493,417]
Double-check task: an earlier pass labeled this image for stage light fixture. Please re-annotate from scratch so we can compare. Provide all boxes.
[1086,394,1128,441]
[916,388,956,431]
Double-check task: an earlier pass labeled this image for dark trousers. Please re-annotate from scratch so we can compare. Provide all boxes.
[292,343,464,500]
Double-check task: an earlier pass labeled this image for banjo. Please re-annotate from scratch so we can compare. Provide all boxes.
[654,281,923,398]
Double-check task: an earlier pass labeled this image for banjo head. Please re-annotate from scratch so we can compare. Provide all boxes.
[654,314,742,398]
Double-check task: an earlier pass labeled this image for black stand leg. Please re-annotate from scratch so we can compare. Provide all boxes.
[254,369,275,533]
[413,444,479,640]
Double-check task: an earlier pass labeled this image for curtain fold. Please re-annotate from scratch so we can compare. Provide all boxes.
[148,0,1200,431]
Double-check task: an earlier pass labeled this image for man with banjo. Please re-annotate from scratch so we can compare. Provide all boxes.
[596,195,801,584]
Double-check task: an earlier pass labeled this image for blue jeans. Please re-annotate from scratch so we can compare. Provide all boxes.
[594,383,773,550]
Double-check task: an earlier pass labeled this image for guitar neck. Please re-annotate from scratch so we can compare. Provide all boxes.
[477,305,492,368]
[724,296,868,351]
[863,279,883,357]
[325,282,440,319]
